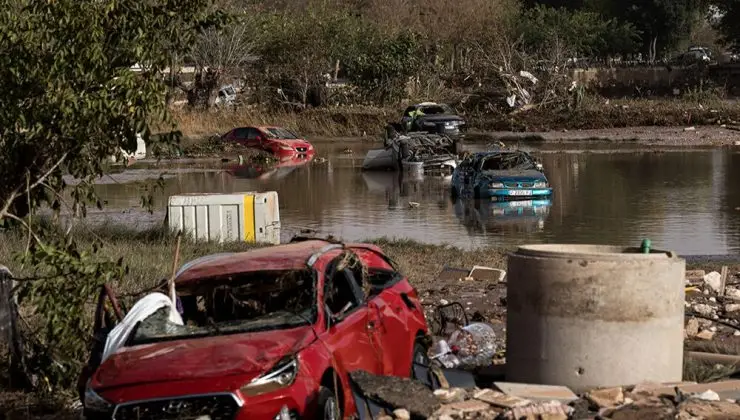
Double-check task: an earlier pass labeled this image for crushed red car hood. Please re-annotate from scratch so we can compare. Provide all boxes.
[92,326,316,390]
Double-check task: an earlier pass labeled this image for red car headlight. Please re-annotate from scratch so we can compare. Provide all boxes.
[240,356,298,397]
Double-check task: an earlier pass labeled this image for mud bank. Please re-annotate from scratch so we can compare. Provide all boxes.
[470,125,740,147]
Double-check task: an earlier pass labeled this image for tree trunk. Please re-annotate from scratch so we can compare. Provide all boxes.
[649,37,658,64]
[1,266,32,390]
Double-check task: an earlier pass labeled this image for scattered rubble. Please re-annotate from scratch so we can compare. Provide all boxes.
[358,262,740,419]
[354,376,740,420]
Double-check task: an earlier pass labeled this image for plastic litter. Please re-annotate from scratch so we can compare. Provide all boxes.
[102,292,183,362]
[447,323,498,367]
[430,339,460,368]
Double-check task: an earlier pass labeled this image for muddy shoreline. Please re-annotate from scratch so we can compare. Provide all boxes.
[174,125,740,155]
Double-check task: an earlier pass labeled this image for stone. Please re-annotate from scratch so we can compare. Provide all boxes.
[434,388,467,404]
[586,387,625,409]
[503,401,572,420]
[691,390,720,401]
[698,318,714,328]
[441,400,491,414]
[686,270,707,281]
[693,304,715,317]
[725,304,740,313]
[539,414,568,420]
[607,396,675,420]
[677,399,740,419]
[393,408,410,420]
[685,318,700,337]
[704,271,722,292]
[697,330,716,340]
[726,288,740,299]
[473,389,531,408]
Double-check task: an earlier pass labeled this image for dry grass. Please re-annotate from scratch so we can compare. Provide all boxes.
[370,238,510,285]
[474,97,740,132]
[162,97,740,142]
[0,226,510,297]
[167,106,392,139]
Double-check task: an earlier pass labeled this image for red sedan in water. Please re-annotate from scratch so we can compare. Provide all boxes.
[79,240,429,420]
[221,126,315,157]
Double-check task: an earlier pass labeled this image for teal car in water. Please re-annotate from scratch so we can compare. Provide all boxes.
[450,150,553,200]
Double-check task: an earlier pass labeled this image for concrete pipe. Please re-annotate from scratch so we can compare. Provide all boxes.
[506,244,685,392]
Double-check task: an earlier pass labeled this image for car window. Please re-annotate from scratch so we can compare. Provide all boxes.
[246,128,260,140]
[480,152,536,171]
[128,270,317,346]
[265,127,299,139]
[325,268,361,316]
[233,128,249,139]
[420,105,453,115]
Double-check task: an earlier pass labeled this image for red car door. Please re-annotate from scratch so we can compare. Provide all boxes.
[319,261,384,376]
[357,250,418,377]
[245,127,262,148]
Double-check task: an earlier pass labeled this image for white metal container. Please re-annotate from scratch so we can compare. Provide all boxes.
[167,192,280,244]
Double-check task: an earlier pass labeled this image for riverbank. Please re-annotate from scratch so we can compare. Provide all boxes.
[169,98,740,144]
[2,226,740,418]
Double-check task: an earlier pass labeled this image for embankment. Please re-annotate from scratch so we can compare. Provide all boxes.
[169,98,740,144]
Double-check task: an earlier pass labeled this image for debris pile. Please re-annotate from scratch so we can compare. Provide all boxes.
[351,370,740,420]
[684,268,740,344]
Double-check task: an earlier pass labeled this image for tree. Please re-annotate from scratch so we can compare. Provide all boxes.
[0,0,224,389]
[187,17,259,108]
[516,5,640,60]
[713,0,740,51]
[594,0,709,61]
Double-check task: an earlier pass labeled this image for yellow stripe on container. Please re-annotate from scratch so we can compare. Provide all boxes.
[243,194,255,242]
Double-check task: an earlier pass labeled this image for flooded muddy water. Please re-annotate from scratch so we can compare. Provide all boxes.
[87,141,740,255]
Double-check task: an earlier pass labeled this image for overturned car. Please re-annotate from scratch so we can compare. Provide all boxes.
[362,131,460,174]
[79,240,429,420]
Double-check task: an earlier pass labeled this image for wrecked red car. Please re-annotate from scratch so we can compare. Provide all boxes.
[221,125,315,157]
[79,239,429,420]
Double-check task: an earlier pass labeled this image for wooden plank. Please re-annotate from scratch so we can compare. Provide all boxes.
[720,266,729,296]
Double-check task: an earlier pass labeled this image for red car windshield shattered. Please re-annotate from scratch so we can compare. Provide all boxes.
[130,269,316,345]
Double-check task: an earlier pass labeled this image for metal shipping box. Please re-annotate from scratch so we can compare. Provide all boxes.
[168,192,280,244]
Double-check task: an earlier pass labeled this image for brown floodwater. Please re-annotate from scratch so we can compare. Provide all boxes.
[82,141,740,255]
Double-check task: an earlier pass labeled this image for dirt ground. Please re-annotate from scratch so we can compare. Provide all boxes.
[2,237,740,419]
[469,125,740,147]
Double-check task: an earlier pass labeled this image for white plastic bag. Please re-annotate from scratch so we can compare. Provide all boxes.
[102,292,183,362]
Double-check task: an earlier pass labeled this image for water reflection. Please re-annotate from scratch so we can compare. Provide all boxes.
[453,198,552,235]
[224,153,314,180]
[86,145,740,255]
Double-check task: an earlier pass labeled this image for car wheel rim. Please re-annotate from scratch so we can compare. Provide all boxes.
[324,396,338,420]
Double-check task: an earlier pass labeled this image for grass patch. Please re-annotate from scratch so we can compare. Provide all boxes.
[167,107,391,139]
[162,98,740,141]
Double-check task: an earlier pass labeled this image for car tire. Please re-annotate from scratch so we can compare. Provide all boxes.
[411,340,431,378]
[317,386,340,420]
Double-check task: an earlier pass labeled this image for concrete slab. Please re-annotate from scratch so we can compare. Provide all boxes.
[493,382,579,403]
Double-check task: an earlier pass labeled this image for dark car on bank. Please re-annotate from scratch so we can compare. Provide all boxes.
[400,102,466,136]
